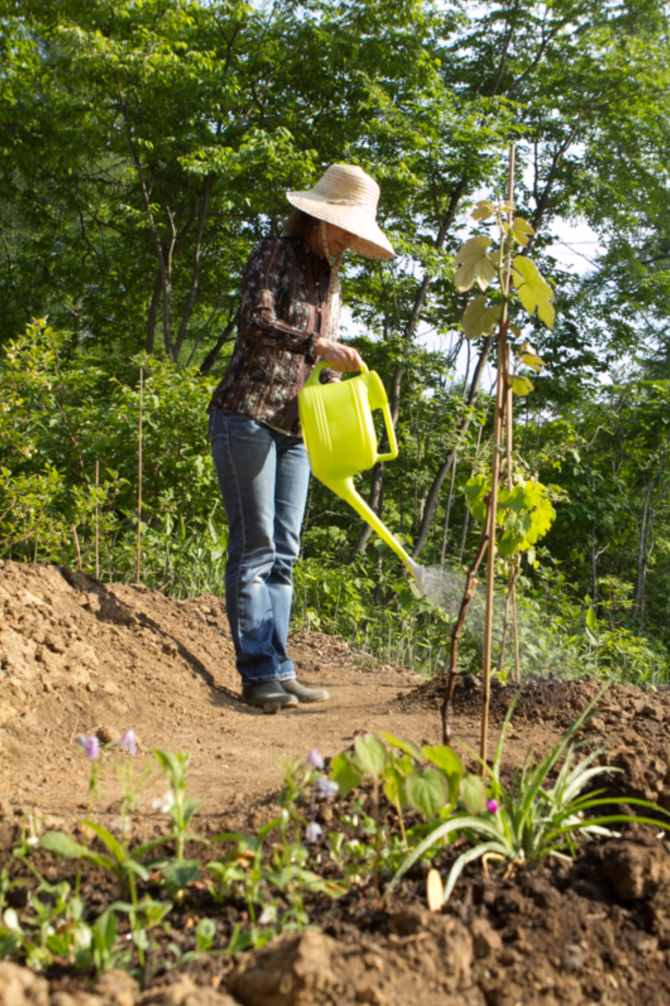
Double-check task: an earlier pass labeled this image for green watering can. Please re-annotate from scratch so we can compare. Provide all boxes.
[298,361,424,585]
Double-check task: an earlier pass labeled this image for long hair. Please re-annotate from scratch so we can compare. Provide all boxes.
[284,209,320,242]
[285,210,342,340]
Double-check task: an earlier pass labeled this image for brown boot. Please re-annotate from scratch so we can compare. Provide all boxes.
[281,679,330,703]
[242,680,299,713]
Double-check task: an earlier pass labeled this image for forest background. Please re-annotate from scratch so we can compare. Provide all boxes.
[2,0,670,687]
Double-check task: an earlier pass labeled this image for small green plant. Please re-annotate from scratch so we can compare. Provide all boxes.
[389,697,670,905]
[206,751,345,951]
[37,737,202,972]
[152,750,201,860]
[0,880,93,971]
[325,731,490,884]
[39,824,153,965]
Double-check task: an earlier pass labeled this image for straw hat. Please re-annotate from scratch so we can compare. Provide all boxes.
[286,163,395,260]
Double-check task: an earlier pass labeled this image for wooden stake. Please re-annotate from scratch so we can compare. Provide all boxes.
[480,344,505,766]
[480,143,516,767]
[95,459,100,580]
[71,525,82,570]
[136,366,144,584]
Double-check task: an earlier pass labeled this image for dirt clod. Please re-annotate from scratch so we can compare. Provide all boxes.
[600,838,670,900]
[230,929,337,1006]
[0,962,49,1006]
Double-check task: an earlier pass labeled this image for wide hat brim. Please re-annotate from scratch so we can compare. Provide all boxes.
[286,191,395,260]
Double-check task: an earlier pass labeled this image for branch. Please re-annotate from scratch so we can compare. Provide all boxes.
[198,309,239,374]
[412,332,494,558]
[441,530,489,744]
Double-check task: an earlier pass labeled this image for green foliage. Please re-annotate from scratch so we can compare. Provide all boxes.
[464,475,557,559]
[0,319,221,591]
[153,750,201,862]
[0,881,94,972]
[206,757,345,950]
[389,697,670,905]
[3,711,670,977]
[330,730,469,831]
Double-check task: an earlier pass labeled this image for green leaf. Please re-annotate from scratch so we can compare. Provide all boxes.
[82,820,127,865]
[511,256,555,327]
[124,860,150,882]
[378,732,422,762]
[472,200,495,221]
[509,375,534,396]
[388,816,502,893]
[404,768,449,820]
[454,237,497,292]
[92,909,117,955]
[354,734,387,778]
[460,773,488,815]
[512,217,534,246]
[421,745,463,778]
[383,767,406,808]
[462,296,502,339]
[329,752,362,797]
[160,859,200,891]
[154,750,189,784]
[41,831,91,859]
[196,918,217,952]
[519,344,544,371]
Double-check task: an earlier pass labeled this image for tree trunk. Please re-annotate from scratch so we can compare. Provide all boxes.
[440,450,458,565]
[145,267,162,355]
[174,176,213,361]
[633,473,658,627]
[120,98,176,359]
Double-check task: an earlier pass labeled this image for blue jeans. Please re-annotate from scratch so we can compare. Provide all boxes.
[209,410,310,685]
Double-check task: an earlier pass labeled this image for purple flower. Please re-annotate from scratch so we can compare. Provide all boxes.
[305,822,323,844]
[306,749,324,770]
[120,729,138,756]
[315,776,339,800]
[77,735,100,760]
[486,799,499,814]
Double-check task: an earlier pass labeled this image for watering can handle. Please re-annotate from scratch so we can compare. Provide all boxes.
[305,359,368,386]
[376,398,399,463]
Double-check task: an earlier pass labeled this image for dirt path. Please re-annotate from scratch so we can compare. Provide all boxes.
[0,560,563,827]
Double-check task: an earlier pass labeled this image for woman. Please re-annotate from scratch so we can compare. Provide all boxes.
[209,163,395,713]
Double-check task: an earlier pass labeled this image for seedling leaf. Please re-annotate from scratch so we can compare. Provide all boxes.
[454,236,497,292]
[510,375,534,396]
[512,255,555,327]
[463,296,502,339]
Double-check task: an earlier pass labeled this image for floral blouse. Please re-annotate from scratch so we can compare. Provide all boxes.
[208,236,339,435]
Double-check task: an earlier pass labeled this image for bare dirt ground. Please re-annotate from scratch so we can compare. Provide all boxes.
[1,560,670,1006]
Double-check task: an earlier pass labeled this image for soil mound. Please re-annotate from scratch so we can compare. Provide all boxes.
[1,561,670,1005]
[0,560,423,824]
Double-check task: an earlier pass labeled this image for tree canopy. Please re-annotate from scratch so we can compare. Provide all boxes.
[2,0,670,679]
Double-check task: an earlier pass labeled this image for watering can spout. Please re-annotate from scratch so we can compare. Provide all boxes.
[326,476,422,582]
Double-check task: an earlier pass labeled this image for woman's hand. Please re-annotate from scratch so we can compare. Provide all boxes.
[314,338,364,372]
